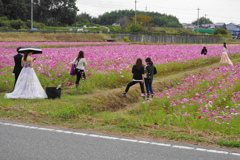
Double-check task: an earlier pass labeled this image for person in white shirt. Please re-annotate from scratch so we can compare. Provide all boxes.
[71,51,87,88]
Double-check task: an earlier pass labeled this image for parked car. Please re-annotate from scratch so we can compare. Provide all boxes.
[232,29,240,39]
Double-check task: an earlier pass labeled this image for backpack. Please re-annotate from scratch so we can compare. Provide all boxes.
[146,65,155,80]
[154,66,157,75]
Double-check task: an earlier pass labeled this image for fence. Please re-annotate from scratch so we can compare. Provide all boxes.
[116,34,220,43]
[0,30,220,43]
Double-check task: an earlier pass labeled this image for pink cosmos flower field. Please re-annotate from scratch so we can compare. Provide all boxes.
[142,64,240,132]
[0,42,239,134]
[1,42,240,89]
[1,42,240,77]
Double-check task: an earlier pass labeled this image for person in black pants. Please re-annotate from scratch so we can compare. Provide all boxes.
[13,47,23,88]
[122,58,145,97]
[144,57,157,98]
[71,51,87,88]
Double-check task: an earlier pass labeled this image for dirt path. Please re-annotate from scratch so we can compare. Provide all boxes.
[64,60,236,112]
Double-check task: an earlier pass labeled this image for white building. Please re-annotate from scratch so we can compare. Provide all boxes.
[226,23,240,31]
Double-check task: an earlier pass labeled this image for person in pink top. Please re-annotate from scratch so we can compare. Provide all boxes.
[220,42,233,66]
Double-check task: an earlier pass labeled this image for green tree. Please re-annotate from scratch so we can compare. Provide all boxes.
[214,28,228,35]
[192,17,213,25]
[127,23,143,32]
[1,0,79,26]
[0,0,3,17]
[26,20,46,29]
[76,13,92,23]
[10,19,25,29]
[129,14,153,27]
[96,10,181,27]
[115,16,129,28]
[0,16,10,27]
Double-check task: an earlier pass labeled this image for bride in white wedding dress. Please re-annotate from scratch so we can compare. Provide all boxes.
[5,51,48,99]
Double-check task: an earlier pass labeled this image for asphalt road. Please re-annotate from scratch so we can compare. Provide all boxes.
[0,120,239,160]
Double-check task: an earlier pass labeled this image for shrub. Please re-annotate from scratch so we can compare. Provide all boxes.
[26,20,46,30]
[10,19,25,30]
[123,37,130,42]
[214,28,228,35]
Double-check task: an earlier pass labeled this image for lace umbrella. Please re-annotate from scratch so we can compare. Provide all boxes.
[17,46,42,54]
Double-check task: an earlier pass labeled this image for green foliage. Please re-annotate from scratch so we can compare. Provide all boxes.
[76,13,92,26]
[1,0,78,26]
[77,19,91,27]
[108,26,124,32]
[217,139,240,147]
[1,51,240,147]
[46,104,94,120]
[10,19,25,30]
[0,17,46,30]
[214,28,228,35]
[0,16,12,28]
[127,23,143,32]
[96,10,182,28]
[26,20,46,30]
[129,14,153,27]
[192,17,213,25]
[0,16,8,21]
[123,37,130,42]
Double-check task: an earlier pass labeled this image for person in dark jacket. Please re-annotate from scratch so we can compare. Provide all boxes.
[122,58,145,97]
[201,46,207,55]
[13,47,23,87]
[144,57,156,98]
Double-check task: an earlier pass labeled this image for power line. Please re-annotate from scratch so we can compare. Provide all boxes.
[31,0,33,29]
[197,7,200,28]
[135,0,137,25]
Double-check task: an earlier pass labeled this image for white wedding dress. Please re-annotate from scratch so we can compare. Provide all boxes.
[220,48,233,66]
[5,62,48,99]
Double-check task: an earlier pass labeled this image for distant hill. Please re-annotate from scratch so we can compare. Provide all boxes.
[93,10,182,27]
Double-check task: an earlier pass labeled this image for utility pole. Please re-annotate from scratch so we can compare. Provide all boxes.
[204,14,207,25]
[135,0,137,25]
[197,7,200,28]
[31,0,33,30]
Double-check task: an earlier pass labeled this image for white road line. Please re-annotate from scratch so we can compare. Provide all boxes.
[172,145,195,150]
[1,121,239,157]
[150,142,171,147]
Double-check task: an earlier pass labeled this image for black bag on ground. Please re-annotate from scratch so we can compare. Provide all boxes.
[46,87,61,99]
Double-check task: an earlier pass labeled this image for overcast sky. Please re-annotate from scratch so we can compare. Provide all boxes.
[76,0,239,24]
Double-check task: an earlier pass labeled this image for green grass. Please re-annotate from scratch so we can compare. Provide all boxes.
[1,55,240,148]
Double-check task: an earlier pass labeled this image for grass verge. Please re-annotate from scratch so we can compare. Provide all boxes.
[0,57,240,149]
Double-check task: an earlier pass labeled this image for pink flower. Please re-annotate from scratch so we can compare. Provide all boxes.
[198,116,204,119]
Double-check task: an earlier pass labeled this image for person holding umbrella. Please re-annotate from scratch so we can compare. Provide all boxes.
[13,47,23,88]
[5,47,47,99]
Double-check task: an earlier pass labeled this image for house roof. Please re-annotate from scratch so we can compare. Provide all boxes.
[215,23,225,25]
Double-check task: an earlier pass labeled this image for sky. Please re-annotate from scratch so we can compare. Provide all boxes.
[76,0,239,24]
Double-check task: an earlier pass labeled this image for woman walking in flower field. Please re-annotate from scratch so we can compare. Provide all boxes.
[122,58,145,97]
[71,51,87,88]
[220,42,233,66]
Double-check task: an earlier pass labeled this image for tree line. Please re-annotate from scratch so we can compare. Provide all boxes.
[1,0,209,29]
[0,0,78,26]
[92,10,182,27]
